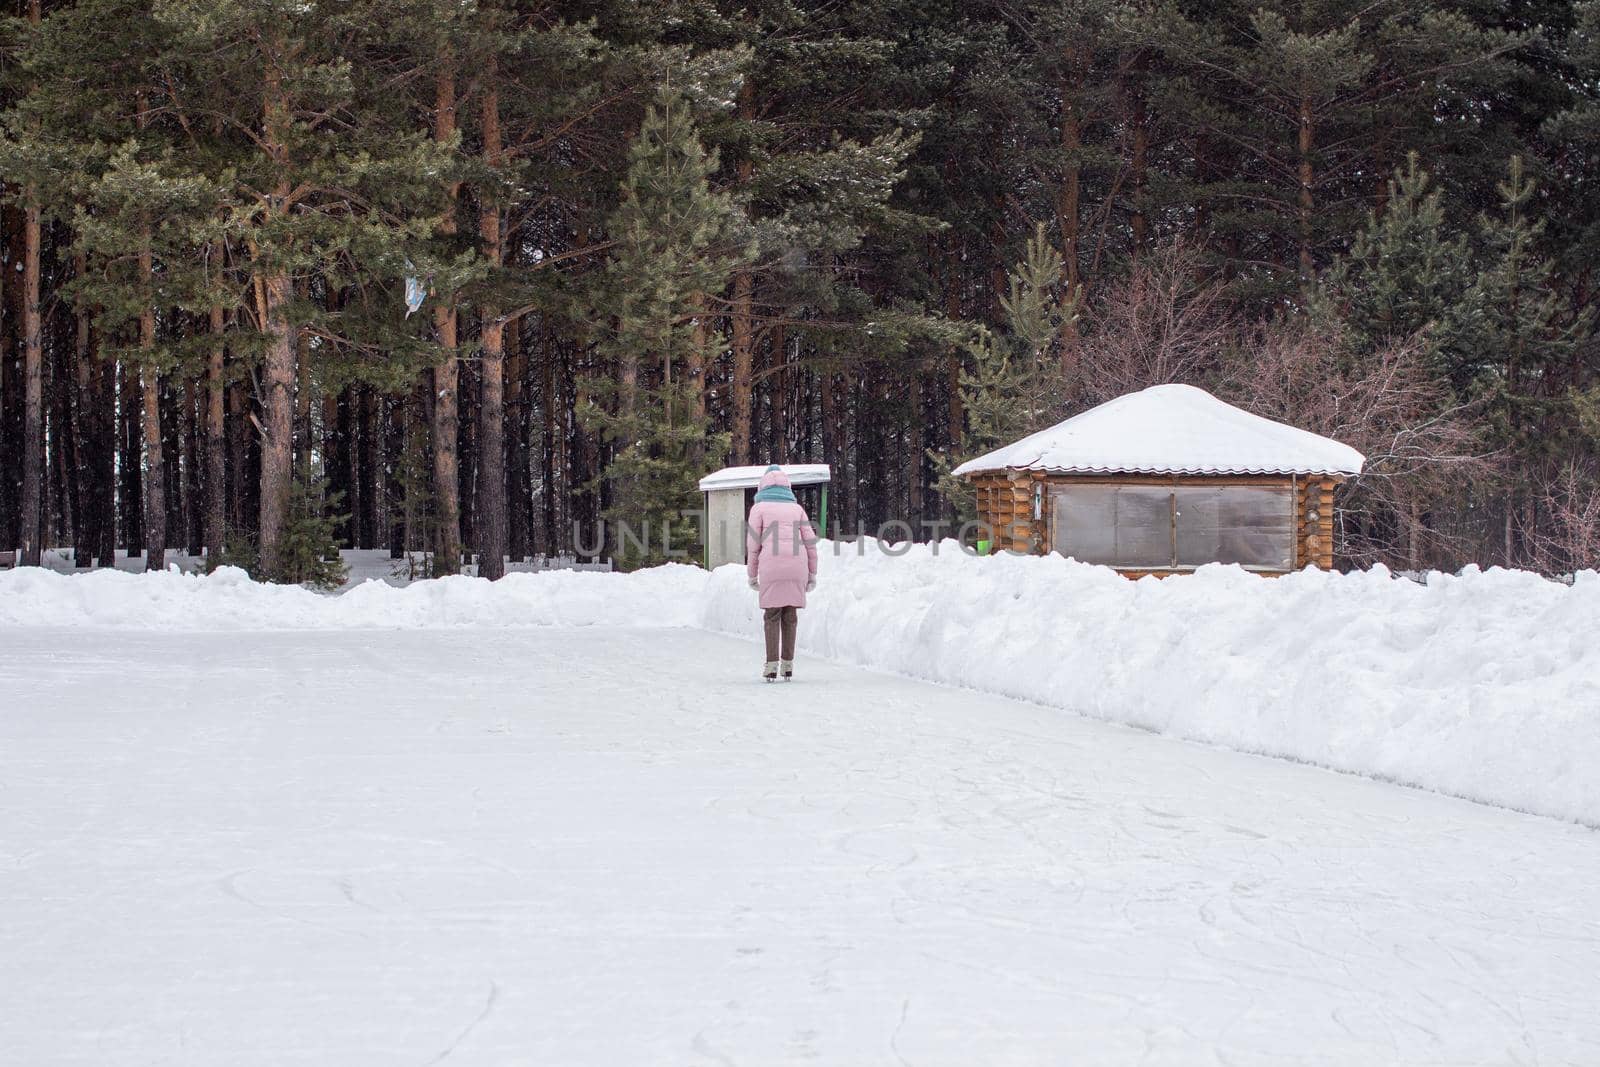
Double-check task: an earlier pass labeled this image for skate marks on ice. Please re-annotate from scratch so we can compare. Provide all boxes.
[1,626,1599,1065]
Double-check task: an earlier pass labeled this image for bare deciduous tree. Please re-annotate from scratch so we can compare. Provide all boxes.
[1079,242,1234,404]
[1525,463,1600,575]
[1218,320,1491,570]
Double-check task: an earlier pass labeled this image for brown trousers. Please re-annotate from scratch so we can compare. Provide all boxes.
[763,606,798,662]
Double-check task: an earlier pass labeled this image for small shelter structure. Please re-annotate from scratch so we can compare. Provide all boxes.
[697,463,831,570]
[953,384,1364,575]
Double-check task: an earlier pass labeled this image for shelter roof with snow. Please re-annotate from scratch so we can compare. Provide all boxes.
[952,384,1364,479]
[697,463,831,493]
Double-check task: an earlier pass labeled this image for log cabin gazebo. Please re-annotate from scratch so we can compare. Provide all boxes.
[954,384,1364,575]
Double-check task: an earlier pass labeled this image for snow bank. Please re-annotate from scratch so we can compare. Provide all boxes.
[699,543,1600,826]
[6,545,1598,824]
[0,564,705,631]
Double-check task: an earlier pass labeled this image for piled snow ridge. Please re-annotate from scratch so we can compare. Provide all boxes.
[701,542,1600,826]
[0,563,706,631]
[5,544,1598,825]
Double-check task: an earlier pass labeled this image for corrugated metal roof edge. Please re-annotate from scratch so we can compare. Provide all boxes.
[956,462,1361,477]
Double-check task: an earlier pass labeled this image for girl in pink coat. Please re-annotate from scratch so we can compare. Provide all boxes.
[746,466,819,681]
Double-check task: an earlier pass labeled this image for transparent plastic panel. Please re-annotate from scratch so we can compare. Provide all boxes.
[1112,487,1174,568]
[1051,485,1117,565]
[1175,486,1293,569]
[1052,486,1173,568]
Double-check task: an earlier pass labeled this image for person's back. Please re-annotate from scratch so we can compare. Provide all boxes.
[746,466,818,681]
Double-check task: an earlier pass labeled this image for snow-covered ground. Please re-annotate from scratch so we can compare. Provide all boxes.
[8,540,1598,823]
[35,547,609,588]
[703,542,1600,826]
[4,624,1599,1065]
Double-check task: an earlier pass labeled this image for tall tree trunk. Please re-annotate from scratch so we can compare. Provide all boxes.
[19,200,43,565]
[120,359,142,556]
[907,375,924,524]
[541,323,558,556]
[1297,95,1315,290]
[256,50,297,579]
[184,373,203,556]
[205,302,226,564]
[93,338,116,566]
[50,325,74,550]
[257,269,295,578]
[1126,54,1149,257]
[387,391,408,560]
[137,86,166,573]
[227,377,248,534]
[163,364,183,548]
[0,214,14,555]
[72,254,98,567]
[819,371,844,524]
[819,367,843,533]
[357,385,378,550]
[428,51,463,575]
[476,76,507,580]
[943,241,964,450]
[409,376,433,557]
[294,309,313,476]
[1057,52,1085,383]
[17,0,44,564]
[730,270,755,466]
[574,367,599,560]
[349,386,367,549]
[618,349,637,420]
[770,326,789,463]
[687,293,708,460]
[459,348,478,562]
[328,387,352,546]
[506,316,529,562]
[140,303,165,572]
[729,81,757,466]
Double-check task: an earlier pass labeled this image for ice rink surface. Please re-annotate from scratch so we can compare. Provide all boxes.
[3,626,1598,1065]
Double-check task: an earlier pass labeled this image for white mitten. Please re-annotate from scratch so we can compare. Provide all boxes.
[748,577,759,591]
[805,577,816,592]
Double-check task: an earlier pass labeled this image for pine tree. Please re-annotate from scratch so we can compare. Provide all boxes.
[1150,0,1518,302]
[1464,157,1590,437]
[985,0,1139,365]
[0,0,185,569]
[685,2,921,465]
[588,82,752,569]
[453,5,609,577]
[1547,1,1600,276]
[70,146,230,574]
[273,474,350,589]
[934,223,1075,519]
[150,0,456,581]
[1458,156,1593,560]
[1314,154,1474,384]
[973,223,1073,448]
[0,0,1596,578]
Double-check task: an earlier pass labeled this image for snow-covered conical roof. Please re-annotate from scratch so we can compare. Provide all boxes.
[952,384,1364,478]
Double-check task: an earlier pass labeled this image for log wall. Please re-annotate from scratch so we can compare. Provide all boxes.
[968,470,1344,573]
[1294,476,1337,571]
[971,473,1038,554]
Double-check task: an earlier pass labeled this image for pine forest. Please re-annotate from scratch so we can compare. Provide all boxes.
[2,0,1600,578]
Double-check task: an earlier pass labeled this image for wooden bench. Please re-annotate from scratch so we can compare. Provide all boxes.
[0,550,15,569]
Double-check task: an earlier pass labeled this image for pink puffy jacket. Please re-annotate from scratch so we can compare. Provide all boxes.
[746,468,819,609]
